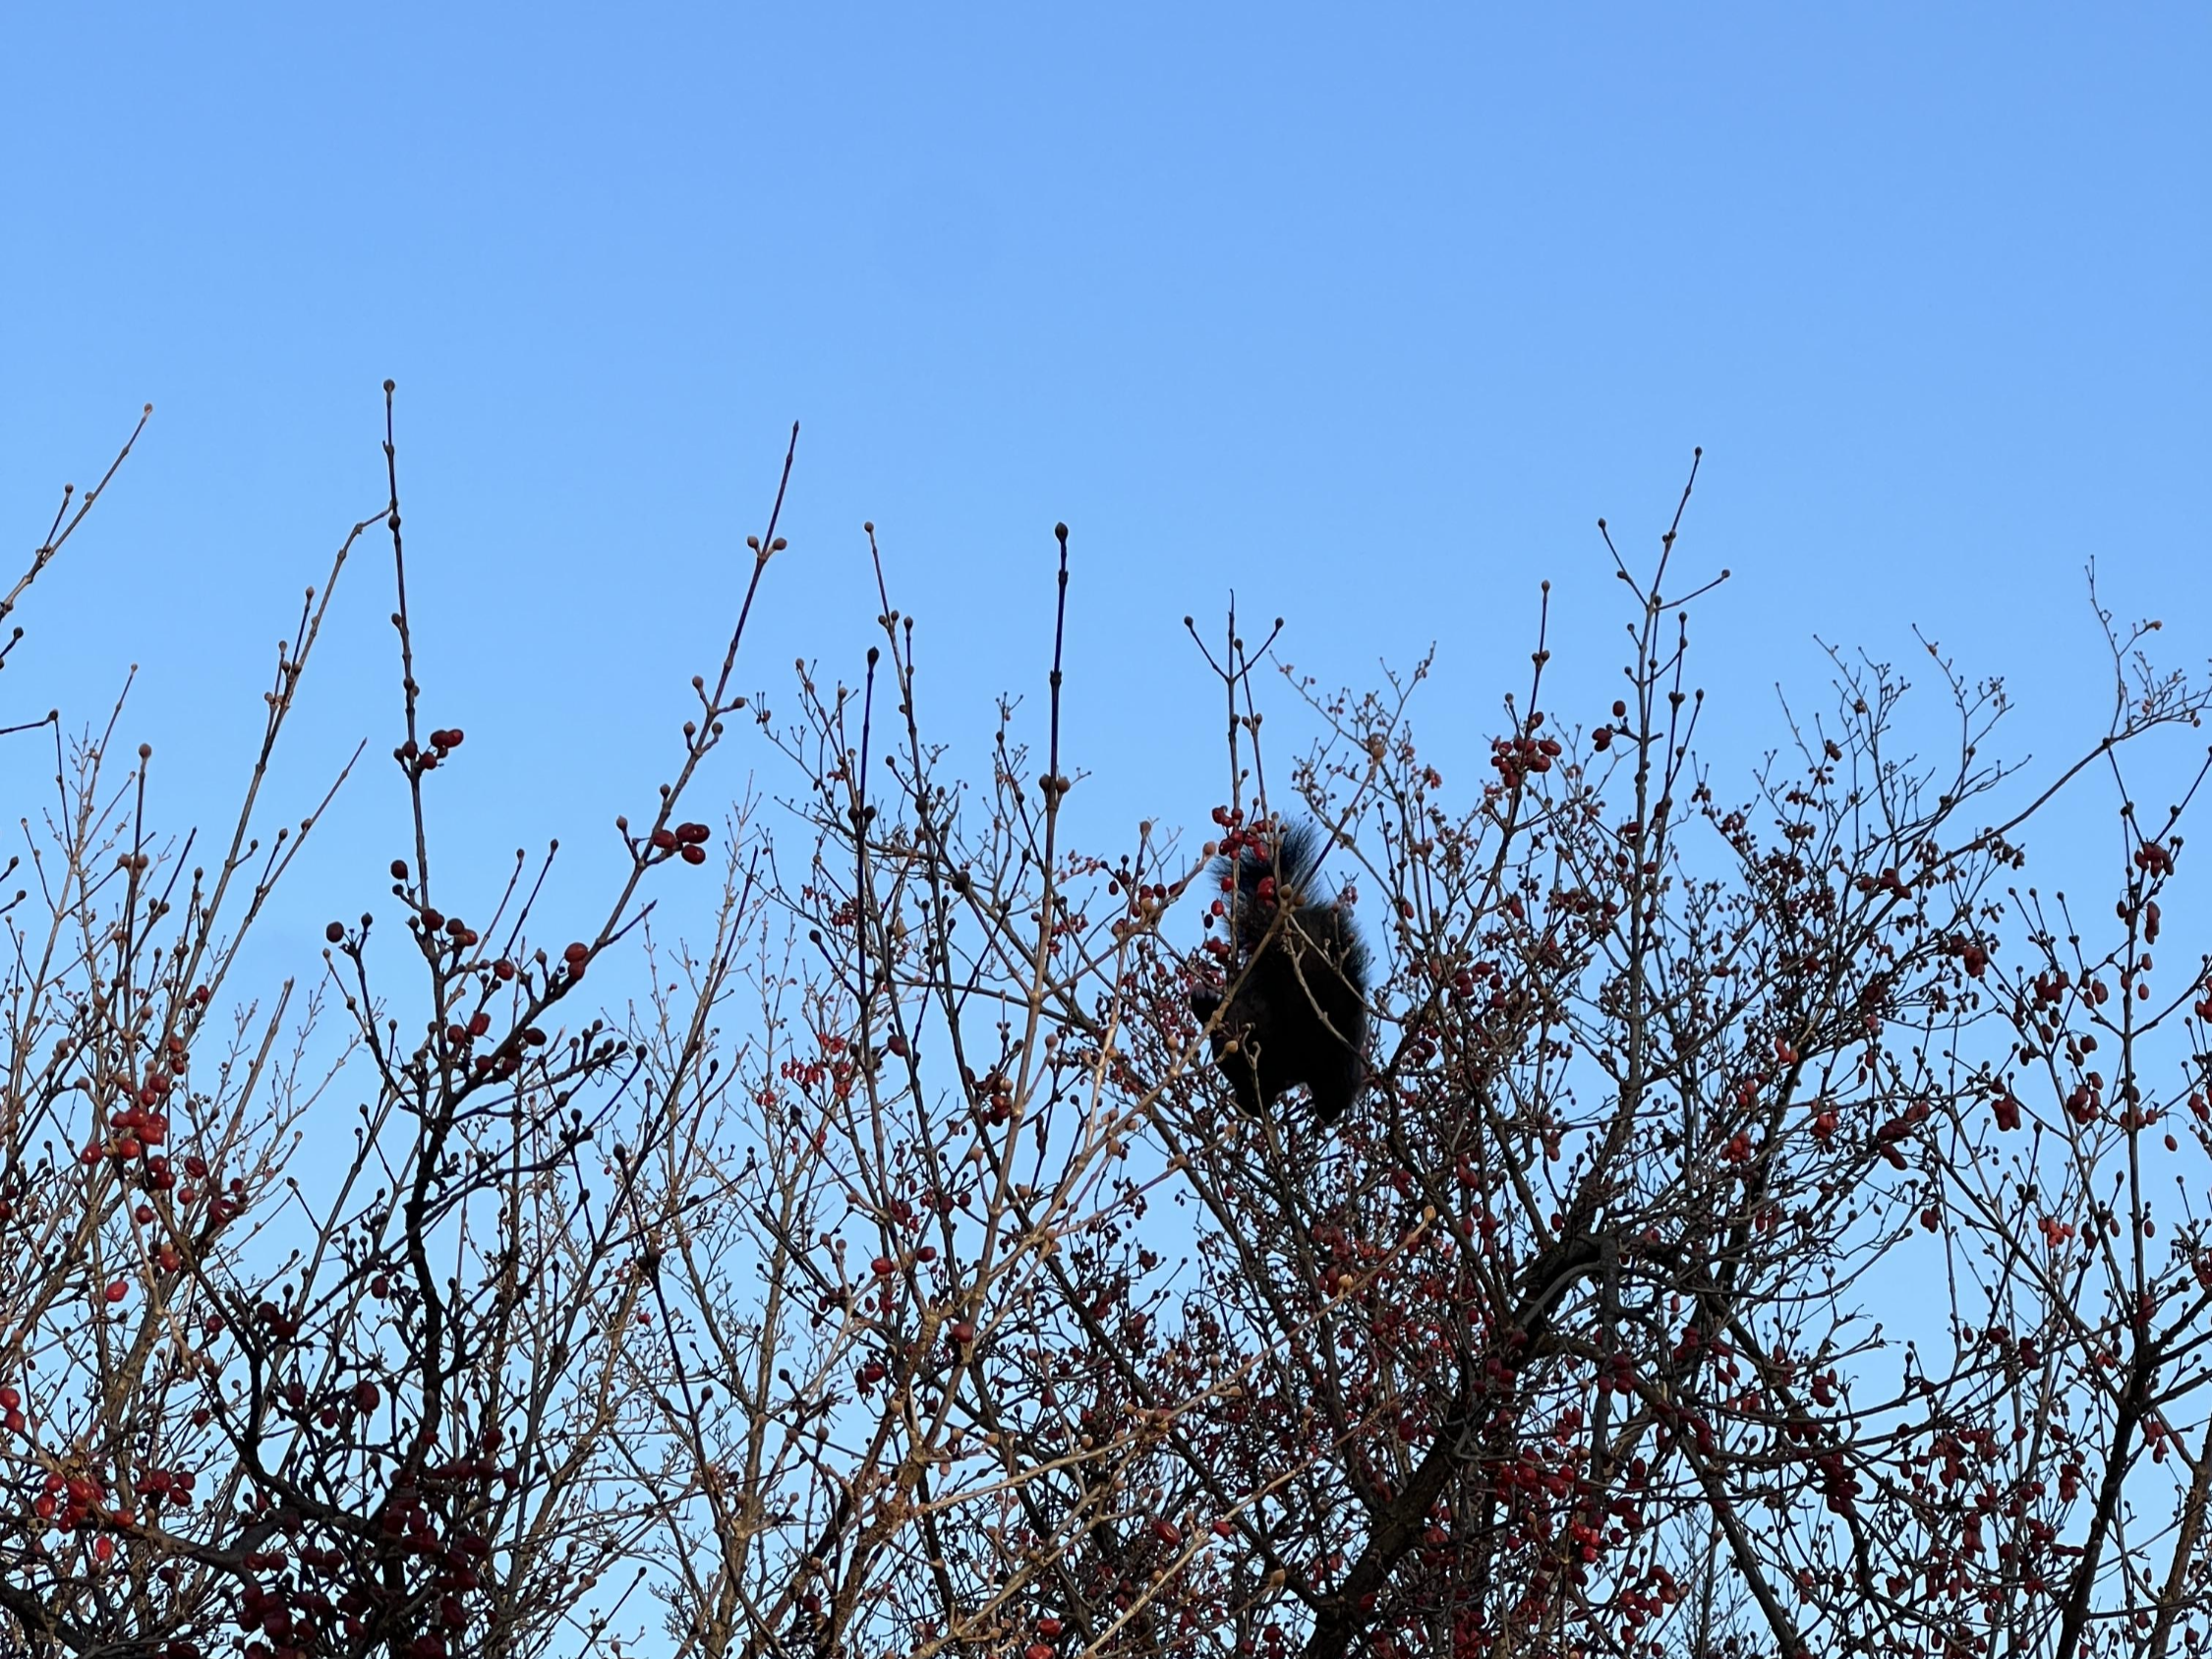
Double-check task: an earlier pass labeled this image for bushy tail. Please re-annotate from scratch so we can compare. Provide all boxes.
[1221,820,1321,927]
[1222,822,1367,986]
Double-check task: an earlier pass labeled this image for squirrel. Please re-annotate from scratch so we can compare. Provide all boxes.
[1189,820,1372,1125]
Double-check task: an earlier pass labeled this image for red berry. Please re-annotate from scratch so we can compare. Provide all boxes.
[104,1280,127,1304]
[562,942,590,966]
[325,921,346,943]
[679,845,707,865]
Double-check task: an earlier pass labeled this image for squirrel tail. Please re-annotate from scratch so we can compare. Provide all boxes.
[1226,821,1363,969]
[1226,820,1327,913]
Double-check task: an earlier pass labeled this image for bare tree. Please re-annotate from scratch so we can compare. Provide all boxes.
[0,395,804,1659]
[5,408,2207,1659]
[954,462,2212,1659]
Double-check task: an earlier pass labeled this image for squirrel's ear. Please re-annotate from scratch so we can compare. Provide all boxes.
[1190,989,1220,1022]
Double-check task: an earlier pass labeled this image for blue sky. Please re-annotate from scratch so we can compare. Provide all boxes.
[3,5,2207,966]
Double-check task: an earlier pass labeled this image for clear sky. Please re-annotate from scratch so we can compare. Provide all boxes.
[3,5,2207,971]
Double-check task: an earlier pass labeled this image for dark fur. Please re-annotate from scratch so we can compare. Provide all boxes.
[1189,821,1372,1124]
